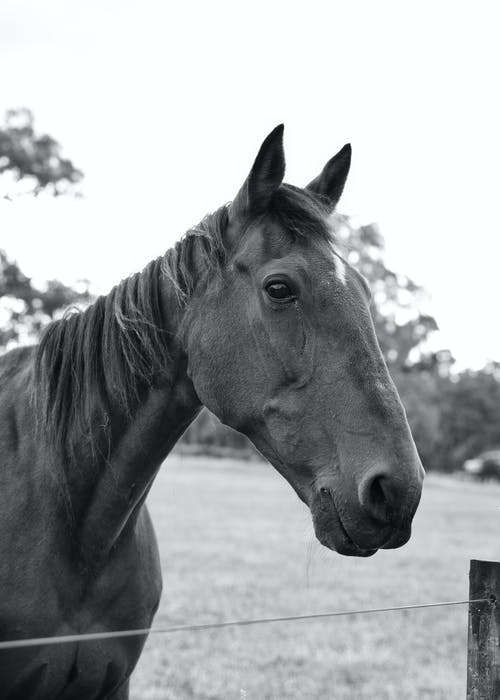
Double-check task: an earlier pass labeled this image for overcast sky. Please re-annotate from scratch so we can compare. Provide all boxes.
[0,1,499,368]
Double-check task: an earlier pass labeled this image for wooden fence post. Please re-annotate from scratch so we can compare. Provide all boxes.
[467,559,500,699]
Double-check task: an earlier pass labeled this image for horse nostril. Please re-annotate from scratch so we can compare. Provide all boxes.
[359,474,395,524]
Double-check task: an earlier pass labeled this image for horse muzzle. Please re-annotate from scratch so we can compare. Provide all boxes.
[310,483,419,557]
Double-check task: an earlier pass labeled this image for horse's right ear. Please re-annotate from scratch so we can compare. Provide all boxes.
[306,144,351,211]
[229,125,286,222]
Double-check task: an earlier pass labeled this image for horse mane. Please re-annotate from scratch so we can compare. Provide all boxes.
[34,185,334,467]
[34,256,168,463]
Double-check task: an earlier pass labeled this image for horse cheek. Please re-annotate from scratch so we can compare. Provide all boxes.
[185,308,252,425]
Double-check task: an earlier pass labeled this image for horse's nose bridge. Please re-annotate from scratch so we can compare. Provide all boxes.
[332,370,424,522]
[333,330,400,422]
[362,370,408,425]
[334,365,408,439]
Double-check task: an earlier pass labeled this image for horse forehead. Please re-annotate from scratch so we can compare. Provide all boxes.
[236,222,352,291]
[315,235,346,285]
[236,223,303,268]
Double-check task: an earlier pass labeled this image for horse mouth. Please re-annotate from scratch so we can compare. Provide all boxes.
[312,490,378,558]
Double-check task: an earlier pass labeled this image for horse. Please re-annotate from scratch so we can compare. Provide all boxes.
[0,125,424,698]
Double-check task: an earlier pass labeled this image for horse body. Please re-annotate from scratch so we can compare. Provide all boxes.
[0,347,170,697]
[0,126,424,698]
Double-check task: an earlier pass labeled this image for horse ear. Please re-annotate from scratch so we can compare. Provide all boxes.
[230,124,286,221]
[306,144,351,211]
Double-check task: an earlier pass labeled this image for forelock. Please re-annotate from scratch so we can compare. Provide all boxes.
[265,184,334,244]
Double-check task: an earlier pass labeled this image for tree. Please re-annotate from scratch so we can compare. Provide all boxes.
[0,251,92,350]
[0,108,82,198]
[0,109,90,351]
[435,367,500,472]
[332,216,442,370]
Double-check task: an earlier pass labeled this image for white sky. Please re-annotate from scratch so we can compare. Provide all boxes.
[0,0,499,368]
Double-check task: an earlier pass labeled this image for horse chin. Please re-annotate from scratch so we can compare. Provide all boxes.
[312,503,379,558]
[319,534,378,558]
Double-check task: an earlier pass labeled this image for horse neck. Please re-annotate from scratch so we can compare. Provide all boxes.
[38,255,204,565]
[78,362,201,565]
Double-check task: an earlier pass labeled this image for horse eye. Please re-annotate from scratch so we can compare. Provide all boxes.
[265,281,295,301]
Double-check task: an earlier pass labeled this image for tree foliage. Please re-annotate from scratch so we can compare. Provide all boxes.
[0,108,82,197]
[0,108,89,349]
[434,365,500,472]
[0,250,92,350]
[333,216,440,371]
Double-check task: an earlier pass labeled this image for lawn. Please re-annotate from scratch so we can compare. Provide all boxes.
[130,455,500,700]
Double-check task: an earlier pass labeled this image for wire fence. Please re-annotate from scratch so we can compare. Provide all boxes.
[0,597,491,651]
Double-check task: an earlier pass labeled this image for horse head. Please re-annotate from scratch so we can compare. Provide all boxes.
[184,125,424,557]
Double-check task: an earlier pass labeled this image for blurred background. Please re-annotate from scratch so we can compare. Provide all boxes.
[1,2,500,698]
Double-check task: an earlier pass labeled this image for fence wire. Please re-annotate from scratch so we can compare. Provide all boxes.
[0,598,491,651]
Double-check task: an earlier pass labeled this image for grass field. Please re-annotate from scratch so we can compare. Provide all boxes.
[129,455,500,700]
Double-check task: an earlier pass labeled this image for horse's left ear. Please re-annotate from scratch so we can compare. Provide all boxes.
[306,144,351,211]
[230,124,286,222]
